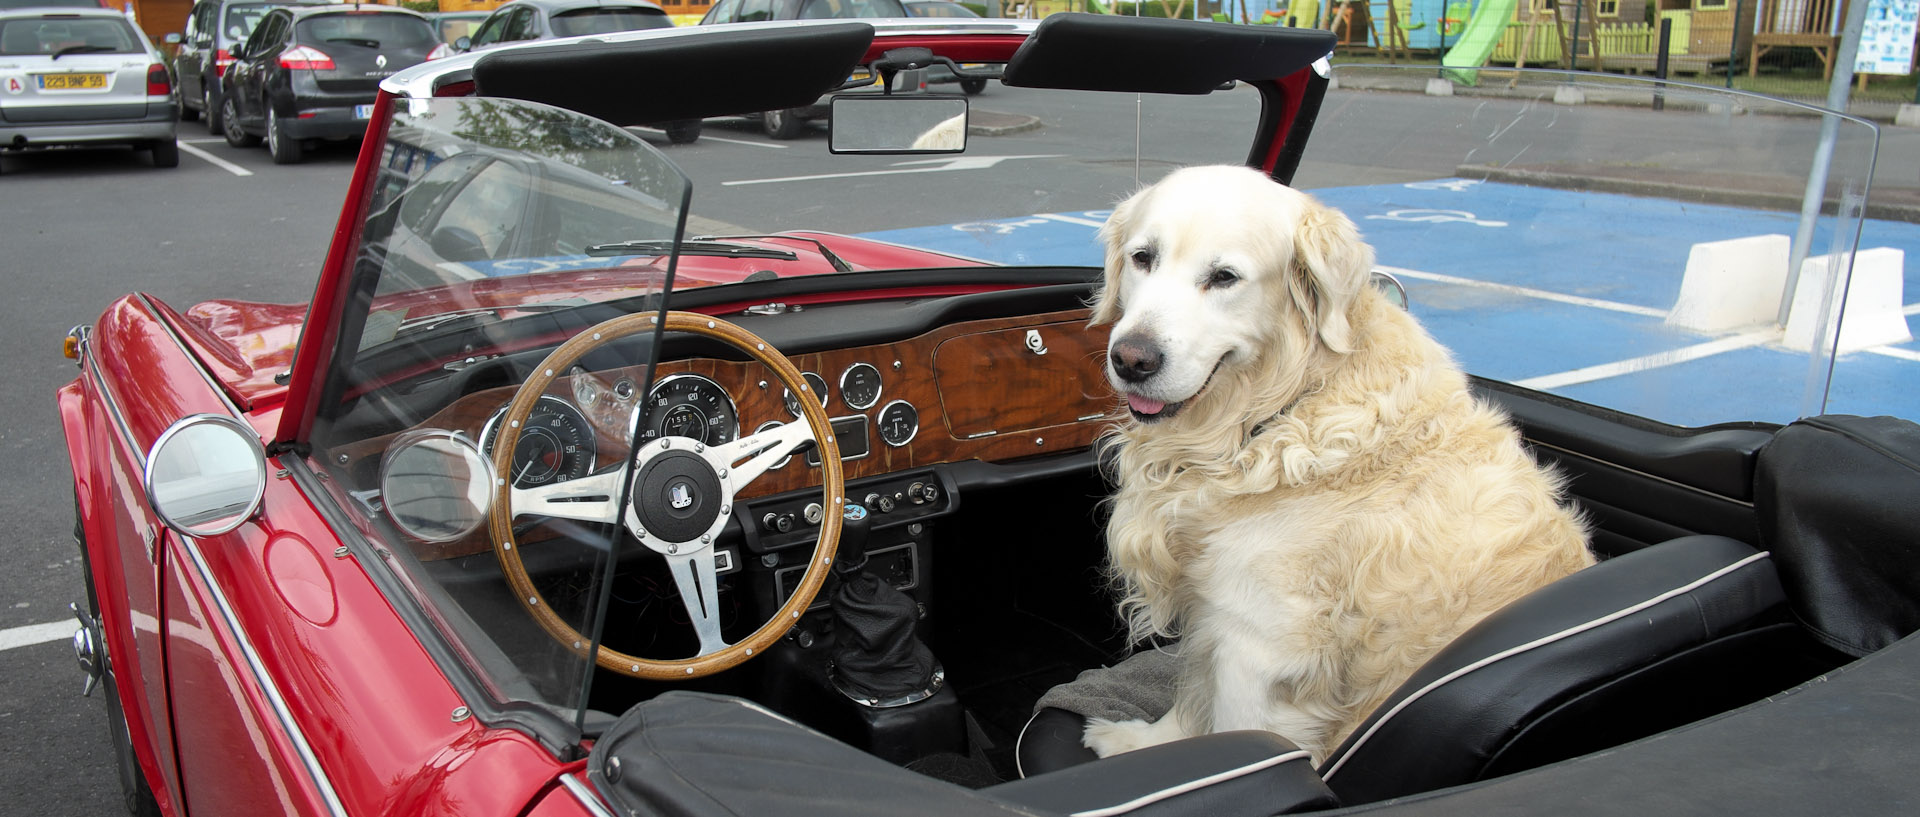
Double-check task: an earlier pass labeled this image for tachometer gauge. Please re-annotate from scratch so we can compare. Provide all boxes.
[877,400,919,447]
[481,395,597,488]
[784,371,829,418]
[642,373,740,447]
[840,362,883,410]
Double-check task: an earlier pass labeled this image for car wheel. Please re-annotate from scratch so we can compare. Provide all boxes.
[203,88,223,134]
[664,119,702,144]
[961,78,987,95]
[221,96,258,148]
[148,139,180,169]
[78,513,162,817]
[178,99,197,122]
[762,108,805,140]
[267,107,302,164]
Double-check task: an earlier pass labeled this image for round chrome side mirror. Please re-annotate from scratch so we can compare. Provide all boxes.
[144,415,268,538]
[379,430,493,543]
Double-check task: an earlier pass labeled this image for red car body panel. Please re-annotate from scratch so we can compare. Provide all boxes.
[63,294,590,817]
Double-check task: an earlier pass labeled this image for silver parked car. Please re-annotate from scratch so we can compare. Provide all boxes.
[0,8,179,170]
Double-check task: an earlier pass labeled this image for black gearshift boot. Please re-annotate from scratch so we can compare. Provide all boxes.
[829,502,939,703]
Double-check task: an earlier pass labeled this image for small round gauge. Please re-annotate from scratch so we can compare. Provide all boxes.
[481,395,597,488]
[784,372,829,419]
[840,362,883,410]
[877,400,919,448]
[641,373,739,447]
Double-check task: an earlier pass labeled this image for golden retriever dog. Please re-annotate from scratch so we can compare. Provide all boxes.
[1085,165,1594,764]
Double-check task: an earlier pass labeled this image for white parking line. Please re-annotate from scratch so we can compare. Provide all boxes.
[1379,265,1669,319]
[0,620,72,652]
[1514,329,1781,391]
[178,142,254,177]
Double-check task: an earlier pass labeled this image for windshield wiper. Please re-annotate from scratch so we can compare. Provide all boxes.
[391,299,591,337]
[584,239,797,261]
[51,45,118,59]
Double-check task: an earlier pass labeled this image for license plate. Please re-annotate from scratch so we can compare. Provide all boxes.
[354,104,373,119]
[39,73,107,90]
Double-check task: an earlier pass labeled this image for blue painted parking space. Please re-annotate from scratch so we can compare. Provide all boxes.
[860,181,1920,427]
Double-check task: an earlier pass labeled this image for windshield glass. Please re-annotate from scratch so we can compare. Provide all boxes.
[0,16,142,55]
[311,95,682,720]
[222,3,276,42]
[298,11,437,49]
[550,8,672,36]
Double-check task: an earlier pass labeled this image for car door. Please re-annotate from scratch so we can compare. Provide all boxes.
[176,1,208,105]
[227,10,282,126]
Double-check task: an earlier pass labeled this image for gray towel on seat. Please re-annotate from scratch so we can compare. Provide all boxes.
[1033,646,1180,722]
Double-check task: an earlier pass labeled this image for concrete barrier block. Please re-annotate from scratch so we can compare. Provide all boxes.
[1425,77,1453,97]
[1667,234,1790,333]
[1784,247,1913,353]
[1554,85,1586,106]
[1897,103,1920,128]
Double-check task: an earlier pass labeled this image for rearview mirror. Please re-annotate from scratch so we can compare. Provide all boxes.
[144,415,268,538]
[164,33,182,45]
[454,35,471,52]
[828,94,968,155]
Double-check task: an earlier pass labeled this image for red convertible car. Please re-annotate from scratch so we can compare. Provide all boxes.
[60,13,1920,817]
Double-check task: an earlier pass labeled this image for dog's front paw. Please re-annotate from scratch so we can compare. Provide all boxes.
[1082,717,1185,757]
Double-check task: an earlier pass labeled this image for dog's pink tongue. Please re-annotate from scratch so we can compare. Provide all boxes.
[1127,394,1165,415]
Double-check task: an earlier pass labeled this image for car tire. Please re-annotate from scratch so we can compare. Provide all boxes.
[961,78,987,95]
[221,96,258,148]
[203,88,223,134]
[267,107,303,164]
[78,513,163,817]
[148,139,180,169]
[762,108,804,140]
[178,99,197,122]
[664,119,702,144]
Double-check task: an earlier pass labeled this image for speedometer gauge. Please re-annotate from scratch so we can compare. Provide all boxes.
[642,373,740,447]
[481,395,597,488]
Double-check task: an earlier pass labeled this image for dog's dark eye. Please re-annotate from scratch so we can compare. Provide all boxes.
[1206,268,1240,289]
[1130,249,1154,268]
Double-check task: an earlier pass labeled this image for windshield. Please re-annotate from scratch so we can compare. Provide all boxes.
[550,8,672,36]
[297,11,437,49]
[312,95,682,721]
[0,16,142,55]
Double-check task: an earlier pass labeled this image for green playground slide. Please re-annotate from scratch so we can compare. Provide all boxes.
[1440,0,1517,86]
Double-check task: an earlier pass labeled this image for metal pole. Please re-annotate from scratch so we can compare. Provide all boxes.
[1779,0,1870,325]
[1726,0,1740,89]
[1654,18,1671,110]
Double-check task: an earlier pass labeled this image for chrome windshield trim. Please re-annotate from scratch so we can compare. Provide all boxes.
[560,773,617,817]
[134,293,248,419]
[178,533,353,817]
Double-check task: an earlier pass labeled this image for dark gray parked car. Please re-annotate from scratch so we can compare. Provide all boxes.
[173,0,328,134]
[219,4,436,163]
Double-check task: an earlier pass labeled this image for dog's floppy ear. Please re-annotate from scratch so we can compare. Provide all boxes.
[1289,196,1373,354]
[1090,190,1142,327]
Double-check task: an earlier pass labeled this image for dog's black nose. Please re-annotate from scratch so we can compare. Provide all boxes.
[1110,336,1162,383]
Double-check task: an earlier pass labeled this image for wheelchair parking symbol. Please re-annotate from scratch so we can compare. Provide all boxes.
[1366,209,1509,228]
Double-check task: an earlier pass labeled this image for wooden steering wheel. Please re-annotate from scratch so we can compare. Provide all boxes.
[487,311,844,680]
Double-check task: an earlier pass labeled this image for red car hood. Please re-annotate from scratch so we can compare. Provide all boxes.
[174,233,992,407]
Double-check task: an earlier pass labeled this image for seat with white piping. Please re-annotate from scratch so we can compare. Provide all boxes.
[1021,536,1830,808]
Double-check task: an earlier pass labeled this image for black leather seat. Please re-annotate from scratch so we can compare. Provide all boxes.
[1021,535,1821,808]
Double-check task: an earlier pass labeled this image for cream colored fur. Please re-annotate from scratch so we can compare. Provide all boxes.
[1086,165,1594,764]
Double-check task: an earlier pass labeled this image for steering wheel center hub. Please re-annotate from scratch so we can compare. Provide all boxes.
[629,447,725,544]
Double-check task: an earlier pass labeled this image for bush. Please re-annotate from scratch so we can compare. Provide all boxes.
[397,0,439,12]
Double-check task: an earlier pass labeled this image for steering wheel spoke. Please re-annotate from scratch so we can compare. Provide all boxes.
[664,549,729,657]
[509,466,627,525]
[710,420,815,488]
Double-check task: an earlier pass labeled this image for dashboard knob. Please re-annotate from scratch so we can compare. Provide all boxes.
[763,512,794,533]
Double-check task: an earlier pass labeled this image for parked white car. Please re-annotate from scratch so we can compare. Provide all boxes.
[0,7,179,170]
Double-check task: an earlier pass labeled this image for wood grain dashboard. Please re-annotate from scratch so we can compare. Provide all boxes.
[332,309,1119,556]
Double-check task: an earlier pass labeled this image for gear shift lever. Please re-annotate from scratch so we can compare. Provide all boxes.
[828,502,940,705]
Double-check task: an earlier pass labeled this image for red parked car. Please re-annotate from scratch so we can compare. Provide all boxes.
[60,14,1920,817]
